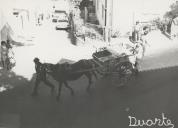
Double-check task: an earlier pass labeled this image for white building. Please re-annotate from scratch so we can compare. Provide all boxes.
[94,0,174,39]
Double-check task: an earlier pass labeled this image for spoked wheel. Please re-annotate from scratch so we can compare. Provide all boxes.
[116,61,134,76]
[115,61,134,86]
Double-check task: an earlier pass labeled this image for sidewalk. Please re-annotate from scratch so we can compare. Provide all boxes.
[139,30,178,71]
[77,30,178,72]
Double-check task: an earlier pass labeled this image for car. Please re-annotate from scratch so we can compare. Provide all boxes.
[52,18,58,23]
[55,19,71,30]
[53,11,71,30]
[52,11,66,23]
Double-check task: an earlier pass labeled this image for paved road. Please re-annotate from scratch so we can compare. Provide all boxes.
[1,25,178,128]
[0,62,178,128]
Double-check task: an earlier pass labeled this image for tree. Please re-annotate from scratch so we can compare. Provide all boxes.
[164,1,178,19]
[79,0,90,10]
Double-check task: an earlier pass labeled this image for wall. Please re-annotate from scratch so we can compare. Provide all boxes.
[95,0,105,26]
[112,0,133,34]
[0,9,7,42]
[95,0,173,36]
[111,0,174,35]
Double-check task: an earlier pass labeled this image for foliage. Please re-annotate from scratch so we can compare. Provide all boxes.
[164,1,178,19]
[111,29,121,38]
[79,0,90,10]
[85,26,104,41]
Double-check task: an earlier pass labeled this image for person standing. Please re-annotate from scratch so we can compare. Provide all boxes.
[1,41,8,69]
[140,31,150,57]
[6,40,15,70]
[134,21,141,41]
[32,58,55,96]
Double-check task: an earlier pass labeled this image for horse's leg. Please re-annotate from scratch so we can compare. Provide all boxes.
[64,81,74,96]
[43,79,55,95]
[56,82,62,101]
[32,77,41,96]
[1,59,5,69]
[85,72,92,92]
[92,71,98,80]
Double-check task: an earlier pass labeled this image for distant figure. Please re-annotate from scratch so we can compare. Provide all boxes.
[134,21,141,41]
[82,25,86,41]
[6,40,15,70]
[32,57,55,96]
[1,41,8,69]
[6,39,12,49]
[167,20,172,35]
[163,23,167,33]
[37,18,40,26]
[139,31,150,57]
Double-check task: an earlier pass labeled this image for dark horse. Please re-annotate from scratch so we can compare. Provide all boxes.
[33,58,98,100]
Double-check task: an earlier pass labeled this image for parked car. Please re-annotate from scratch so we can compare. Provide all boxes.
[52,11,71,30]
[52,11,66,23]
[56,19,71,30]
[52,18,58,23]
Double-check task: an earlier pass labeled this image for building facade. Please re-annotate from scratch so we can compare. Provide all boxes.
[94,0,166,41]
[93,0,112,41]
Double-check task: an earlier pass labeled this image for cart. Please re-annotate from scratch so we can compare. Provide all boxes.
[92,45,138,85]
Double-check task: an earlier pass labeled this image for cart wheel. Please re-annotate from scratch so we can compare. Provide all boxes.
[116,62,134,76]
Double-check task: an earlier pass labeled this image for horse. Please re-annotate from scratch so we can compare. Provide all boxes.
[36,59,98,100]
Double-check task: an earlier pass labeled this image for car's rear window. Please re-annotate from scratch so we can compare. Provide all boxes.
[58,20,68,22]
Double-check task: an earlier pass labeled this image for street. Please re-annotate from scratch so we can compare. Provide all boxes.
[1,2,178,126]
[1,57,178,128]
[0,19,178,128]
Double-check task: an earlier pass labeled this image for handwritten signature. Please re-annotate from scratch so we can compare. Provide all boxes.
[128,113,174,128]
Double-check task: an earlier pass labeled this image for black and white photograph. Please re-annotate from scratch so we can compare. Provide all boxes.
[0,0,178,127]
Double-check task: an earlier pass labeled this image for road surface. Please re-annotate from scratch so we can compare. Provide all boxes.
[0,23,178,128]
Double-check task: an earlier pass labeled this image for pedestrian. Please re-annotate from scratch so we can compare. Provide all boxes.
[139,31,150,57]
[1,41,8,69]
[82,25,86,41]
[6,40,15,70]
[167,20,172,35]
[6,39,12,49]
[32,57,55,96]
[134,21,141,41]
[163,23,167,33]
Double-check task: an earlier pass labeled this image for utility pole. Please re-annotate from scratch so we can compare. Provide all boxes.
[84,7,88,24]
[132,11,135,31]
[103,0,112,43]
[21,15,23,29]
[104,0,111,43]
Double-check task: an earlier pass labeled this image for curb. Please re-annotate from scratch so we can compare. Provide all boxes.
[74,33,86,45]
[139,64,178,73]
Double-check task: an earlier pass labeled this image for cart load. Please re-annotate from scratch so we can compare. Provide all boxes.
[92,43,139,76]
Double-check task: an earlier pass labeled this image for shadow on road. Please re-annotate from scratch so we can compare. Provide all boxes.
[0,69,29,94]
[0,65,178,128]
[67,29,77,45]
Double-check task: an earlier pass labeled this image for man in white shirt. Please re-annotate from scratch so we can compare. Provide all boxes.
[134,21,141,41]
